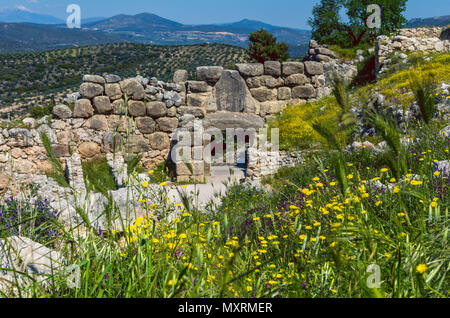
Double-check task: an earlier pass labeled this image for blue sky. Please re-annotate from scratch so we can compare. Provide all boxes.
[1,0,449,29]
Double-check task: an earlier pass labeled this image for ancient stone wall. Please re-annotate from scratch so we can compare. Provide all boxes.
[1,41,342,184]
[376,27,450,74]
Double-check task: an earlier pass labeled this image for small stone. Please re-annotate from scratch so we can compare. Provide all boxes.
[52,105,72,119]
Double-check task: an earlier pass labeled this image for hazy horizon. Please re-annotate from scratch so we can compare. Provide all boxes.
[0,0,449,30]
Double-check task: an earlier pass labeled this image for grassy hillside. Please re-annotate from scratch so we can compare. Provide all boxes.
[0,43,249,118]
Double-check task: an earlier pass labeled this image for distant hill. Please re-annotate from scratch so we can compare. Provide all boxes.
[0,23,127,53]
[0,11,311,57]
[84,13,311,56]
[406,15,450,28]
[0,7,64,24]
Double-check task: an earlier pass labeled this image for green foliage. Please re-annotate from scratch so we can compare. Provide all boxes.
[410,74,436,126]
[82,157,118,194]
[40,132,69,188]
[309,0,407,47]
[248,29,289,63]
[30,104,54,119]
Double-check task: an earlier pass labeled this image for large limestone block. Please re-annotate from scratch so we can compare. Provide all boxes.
[292,84,316,99]
[215,70,259,113]
[203,112,264,130]
[120,79,145,100]
[236,63,264,77]
[80,82,104,99]
[128,100,146,117]
[282,62,304,76]
[147,101,168,118]
[73,99,94,118]
[196,66,223,84]
[250,87,277,102]
[93,96,113,114]
[136,117,156,134]
[304,61,324,75]
[264,61,282,76]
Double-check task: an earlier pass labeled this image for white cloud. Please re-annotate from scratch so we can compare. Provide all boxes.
[15,5,33,12]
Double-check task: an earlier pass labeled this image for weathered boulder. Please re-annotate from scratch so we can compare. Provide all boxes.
[147,101,167,118]
[0,236,65,295]
[73,99,94,118]
[282,62,304,76]
[264,61,282,76]
[177,106,206,118]
[120,79,145,100]
[304,61,324,75]
[8,128,33,147]
[292,85,316,99]
[277,87,292,100]
[196,66,223,84]
[136,117,156,134]
[126,135,151,153]
[250,87,277,102]
[78,142,101,158]
[52,104,72,119]
[284,74,309,86]
[203,112,264,130]
[83,115,109,131]
[215,70,259,113]
[37,124,57,144]
[187,93,210,107]
[440,28,450,41]
[173,70,188,83]
[148,132,170,151]
[156,117,179,132]
[314,48,335,57]
[112,99,126,115]
[128,100,146,117]
[83,74,105,84]
[93,96,113,114]
[105,83,122,100]
[236,63,264,77]
[246,76,284,89]
[188,81,211,93]
[105,74,122,83]
[80,82,104,99]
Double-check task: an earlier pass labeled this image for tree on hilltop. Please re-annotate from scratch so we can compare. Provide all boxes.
[248,29,289,63]
[309,0,407,47]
